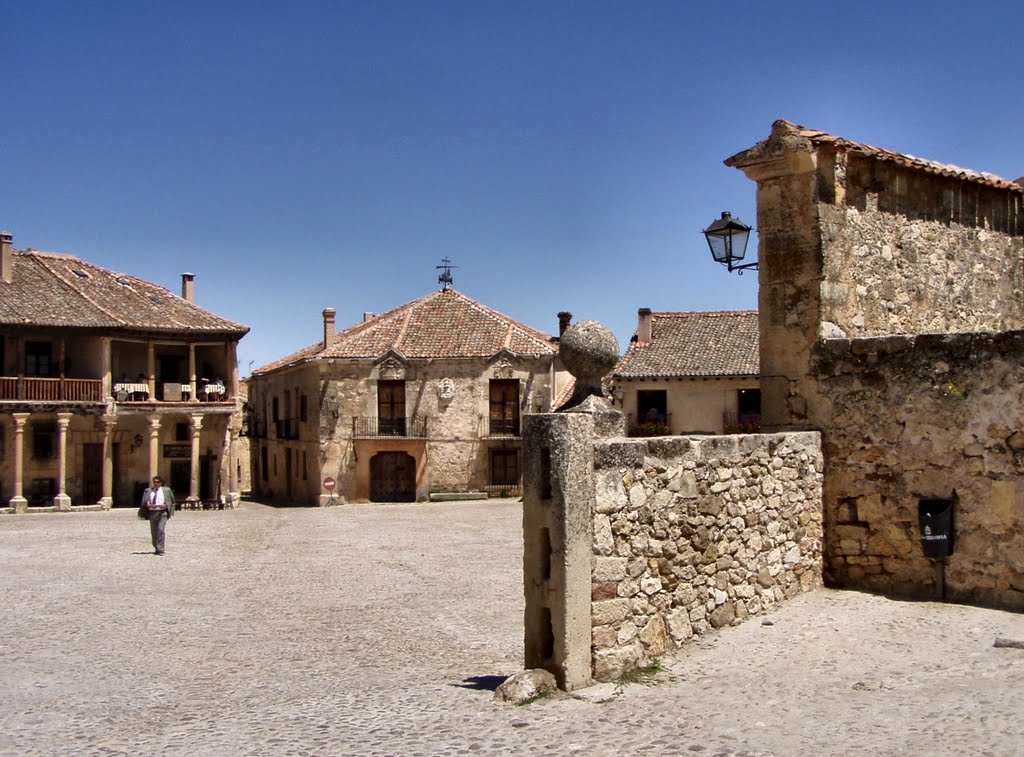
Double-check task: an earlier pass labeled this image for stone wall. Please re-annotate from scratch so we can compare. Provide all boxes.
[523,404,822,688]
[728,120,1024,610]
[814,331,1024,609]
[589,432,822,680]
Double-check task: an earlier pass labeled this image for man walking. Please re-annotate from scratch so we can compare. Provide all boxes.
[141,476,175,555]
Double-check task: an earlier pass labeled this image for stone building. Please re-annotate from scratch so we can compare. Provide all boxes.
[248,287,571,504]
[610,308,759,435]
[0,231,249,511]
[727,120,1024,608]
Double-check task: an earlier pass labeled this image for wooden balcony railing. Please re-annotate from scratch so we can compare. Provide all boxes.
[352,416,428,438]
[0,377,104,402]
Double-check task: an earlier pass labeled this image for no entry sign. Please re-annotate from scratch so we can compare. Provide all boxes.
[323,476,336,491]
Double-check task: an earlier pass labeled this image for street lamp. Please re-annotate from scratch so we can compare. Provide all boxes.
[703,211,755,273]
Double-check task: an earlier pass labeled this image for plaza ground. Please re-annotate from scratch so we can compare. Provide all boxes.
[1,499,1022,756]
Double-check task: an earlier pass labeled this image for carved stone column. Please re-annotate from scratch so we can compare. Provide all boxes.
[148,414,162,482]
[225,425,239,508]
[189,413,203,502]
[10,412,29,513]
[54,412,73,511]
[100,414,117,509]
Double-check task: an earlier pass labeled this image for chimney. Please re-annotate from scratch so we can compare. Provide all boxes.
[1,230,13,284]
[363,311,375,322]
[181,272,195,303]
[557,311,572,337]
[636,308,653,345]
[323,307,336,350]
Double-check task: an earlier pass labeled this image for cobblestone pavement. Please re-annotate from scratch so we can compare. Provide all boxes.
[2,500,1023,756]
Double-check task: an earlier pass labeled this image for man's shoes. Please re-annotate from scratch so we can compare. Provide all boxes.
[154,550,165,555]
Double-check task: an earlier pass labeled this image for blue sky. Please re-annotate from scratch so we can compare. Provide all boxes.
[3,1,1020,374]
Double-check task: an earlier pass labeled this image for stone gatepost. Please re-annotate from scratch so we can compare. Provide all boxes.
[521,320,622,691]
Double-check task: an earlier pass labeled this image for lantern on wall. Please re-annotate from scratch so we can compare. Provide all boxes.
[703,211,756,273]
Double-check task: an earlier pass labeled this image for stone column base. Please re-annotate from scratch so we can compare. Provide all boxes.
[55,494,72,512]
[226,492,241,509]
[98,497,113,510]
[10,496,28,514]
[319,493,345,507]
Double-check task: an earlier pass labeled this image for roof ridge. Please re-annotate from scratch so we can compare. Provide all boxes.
[771,119,1022,193]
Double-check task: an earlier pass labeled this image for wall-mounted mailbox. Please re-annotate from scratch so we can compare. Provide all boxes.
[918,498,955,559]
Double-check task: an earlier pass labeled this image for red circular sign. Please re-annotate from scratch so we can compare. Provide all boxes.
[323,477,336,491]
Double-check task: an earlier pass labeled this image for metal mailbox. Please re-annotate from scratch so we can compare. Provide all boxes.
[918,498,955,559]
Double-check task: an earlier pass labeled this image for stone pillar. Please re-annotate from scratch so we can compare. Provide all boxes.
[100,414,117,509]
[225,425,240,508]
[54,412,73,511]
[725,120,825,432]
[188,343,197,401]
[522,410,598,692]
[10,413,29,513]
[147,414,161,481]
[101,337,112,398]
[227,341,239,399]
[189,414,203,502]
[146,341,156,399]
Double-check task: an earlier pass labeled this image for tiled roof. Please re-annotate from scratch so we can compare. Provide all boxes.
[612,310,759,379]
[0,249,248,335]
[254,288,558,375]
[728,119,1023,194]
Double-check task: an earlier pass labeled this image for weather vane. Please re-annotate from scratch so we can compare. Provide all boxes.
[436,257,457,290]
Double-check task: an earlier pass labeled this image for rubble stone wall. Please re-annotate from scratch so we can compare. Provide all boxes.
[814,331,1024,609]
[589,432,822,680]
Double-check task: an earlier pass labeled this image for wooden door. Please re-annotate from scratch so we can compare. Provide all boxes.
[370,451,415,502]
[83,443,103,504]
[489,380,520,435]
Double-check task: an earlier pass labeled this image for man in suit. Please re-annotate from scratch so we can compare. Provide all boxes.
[141,476,176,555]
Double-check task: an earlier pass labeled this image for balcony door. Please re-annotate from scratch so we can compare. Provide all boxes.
[378,380,406,436]
[489,379,520,436]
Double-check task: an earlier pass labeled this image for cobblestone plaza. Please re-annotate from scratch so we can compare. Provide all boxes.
[2,500,1022,756]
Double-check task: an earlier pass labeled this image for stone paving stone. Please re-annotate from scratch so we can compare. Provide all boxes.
[1,500,1022,756]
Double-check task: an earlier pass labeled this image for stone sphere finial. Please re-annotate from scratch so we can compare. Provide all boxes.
[558,319,620,410]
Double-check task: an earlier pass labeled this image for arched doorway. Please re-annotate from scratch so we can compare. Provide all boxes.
[370,451,416,502]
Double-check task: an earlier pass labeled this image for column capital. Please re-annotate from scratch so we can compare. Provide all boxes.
[190,413,204,433]
[56,411,73,429]
[148,414,162,430]
[12,412,30,427]
[101,413,118,428]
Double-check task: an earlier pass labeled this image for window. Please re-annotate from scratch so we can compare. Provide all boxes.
[260,446,268,482]
[299,394,308,422]
[491,449,519,487]
[302,450,307,480]
[25,341,53,377]
[175,422,189,442]
[32,422,56,460]
[272,396,280,422]
[636,390,668,424]
[489,380,520,436]
[738,389,761,424]
[378,380,406,435]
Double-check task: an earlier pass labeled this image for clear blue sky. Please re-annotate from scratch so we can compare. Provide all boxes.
[3,1,1020,374]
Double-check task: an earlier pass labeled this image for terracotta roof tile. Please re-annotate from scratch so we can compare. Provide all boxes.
[728,119,1023,194]
[612,310,758,379]
[253,288,558,375]
[0,249,248,336]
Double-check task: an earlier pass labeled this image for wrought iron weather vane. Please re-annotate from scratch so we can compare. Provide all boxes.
[436,257,457,290]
